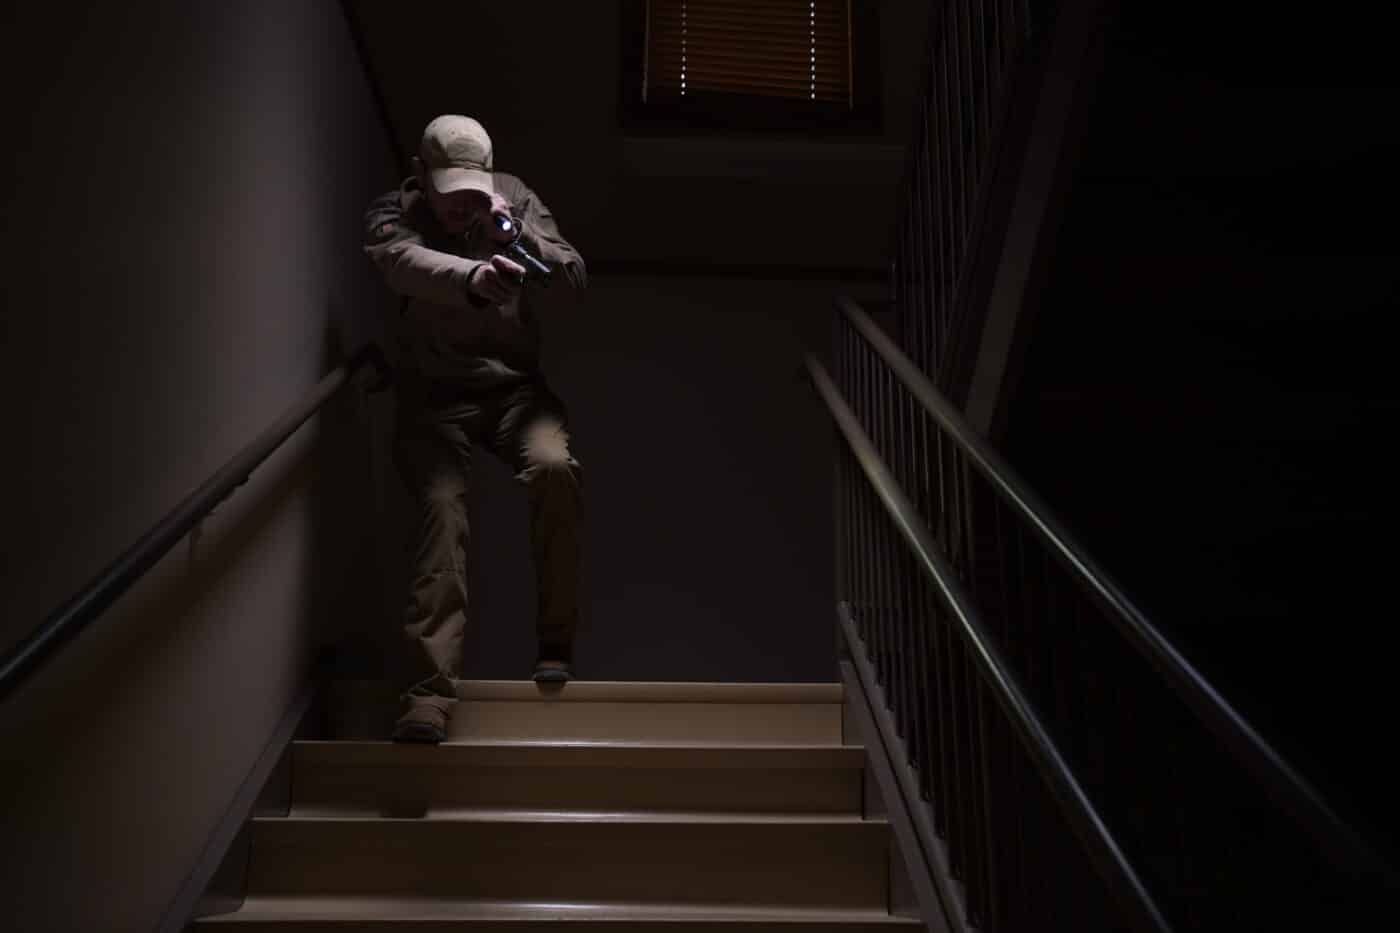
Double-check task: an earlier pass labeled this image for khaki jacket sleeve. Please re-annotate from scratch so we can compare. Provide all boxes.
[363,191,487,310]
[510,182,587,289]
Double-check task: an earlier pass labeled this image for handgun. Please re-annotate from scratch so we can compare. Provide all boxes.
[493,214,552,286]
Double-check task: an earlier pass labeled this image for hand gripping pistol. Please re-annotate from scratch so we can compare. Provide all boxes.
[493,214,552,286]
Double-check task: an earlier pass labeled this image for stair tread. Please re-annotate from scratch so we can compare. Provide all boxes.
[293,739,865,765]
[258,813,885,826]
[199,897,919,924]
[335,680,844,704]
[287,807,863,821]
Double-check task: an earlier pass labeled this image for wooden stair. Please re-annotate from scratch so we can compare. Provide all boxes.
[192,680,921,931]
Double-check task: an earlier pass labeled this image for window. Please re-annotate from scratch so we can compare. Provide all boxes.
[620,0,881,134]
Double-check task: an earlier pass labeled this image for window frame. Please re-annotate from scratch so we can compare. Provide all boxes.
[618,0,883,136]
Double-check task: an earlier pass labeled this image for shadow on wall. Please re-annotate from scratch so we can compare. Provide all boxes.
[0,401,381,932]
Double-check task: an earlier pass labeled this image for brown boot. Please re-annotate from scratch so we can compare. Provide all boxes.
[392,695,452,743]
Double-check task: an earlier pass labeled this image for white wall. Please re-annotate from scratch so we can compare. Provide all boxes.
[0,2,397,930]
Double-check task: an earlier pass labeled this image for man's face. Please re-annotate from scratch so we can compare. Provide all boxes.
[424,183,491,235]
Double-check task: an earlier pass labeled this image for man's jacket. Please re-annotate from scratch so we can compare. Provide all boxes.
[363,173,586,392]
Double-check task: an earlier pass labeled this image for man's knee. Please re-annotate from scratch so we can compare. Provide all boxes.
[424,473,468,509]
[518,421,582,483]
[417,473,470,543]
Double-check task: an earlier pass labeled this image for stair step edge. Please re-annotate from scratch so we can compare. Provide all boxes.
[330,680,844,705]
[252,814,890,827]
[292,740,866,768]
[194,897,920,925]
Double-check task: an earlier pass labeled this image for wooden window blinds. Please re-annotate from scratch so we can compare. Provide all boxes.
[644,0,854,106]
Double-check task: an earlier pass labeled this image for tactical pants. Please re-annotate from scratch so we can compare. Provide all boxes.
[393,377,581,703]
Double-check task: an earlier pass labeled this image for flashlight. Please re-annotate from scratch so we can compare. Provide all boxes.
[493,214,552,284]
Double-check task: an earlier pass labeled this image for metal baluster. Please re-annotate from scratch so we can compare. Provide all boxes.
[993,493,1028,916]
[930,428,954,841]
[948,0,969,265]
[987,707,1010,933]
[901,396,918,758]
[926,69,943,374]
[953,447,993,927]
[836,318,847,612]
[871,358,888,690]
[888,378,906,748]
[854,335,870,645]
[834,319,848,613]
[978,0,994,170]
[940,419,967,881]
[886,366,902,714]
[1041,544,1070,752]
[947,438,974,899]
[913,102,929,378]
[882,365,899,702]
[988,0,1005,91]
[973,675,994,929]
[946,578,968,884]
[905,118,921,374]
[961,0,982,184]
[861,341,877,665]
[977,0,995,116]
[906,393,929,776]
[913,409,939,817]
[933,11,952,376]
[862,338,877,661]
[903,392,920,761]
[964,593,988,920]
[961,646,983,926]
[935,37,955,373]
[917,100,936,382]
[1012,519,1036,706]
[902,209,915,366]
[859,360,873,658]
[910,502,932,811]
[854,326,869,640]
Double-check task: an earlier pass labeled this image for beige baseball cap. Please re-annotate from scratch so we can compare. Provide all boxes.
[419,115,494,196]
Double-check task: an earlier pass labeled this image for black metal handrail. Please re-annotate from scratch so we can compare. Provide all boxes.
[833,293,1395,886]
[810,353,1171,933]
[0,344,387,706]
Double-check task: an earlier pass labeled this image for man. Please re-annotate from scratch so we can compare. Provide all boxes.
[363,114,586,744]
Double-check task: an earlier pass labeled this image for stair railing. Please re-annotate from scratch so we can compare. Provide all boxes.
[891,0,1039,403]
[0,344,388,706]
[809,296,1398,931]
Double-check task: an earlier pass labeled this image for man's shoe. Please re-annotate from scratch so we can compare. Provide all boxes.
[391,698,450,743]
[533,658,574,683]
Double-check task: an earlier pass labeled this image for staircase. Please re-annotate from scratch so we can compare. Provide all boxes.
[192,679,921,931]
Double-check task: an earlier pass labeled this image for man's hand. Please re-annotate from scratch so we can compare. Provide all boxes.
[468,254,528,304]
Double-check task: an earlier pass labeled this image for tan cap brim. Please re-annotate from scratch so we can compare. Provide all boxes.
[429,166,494,196]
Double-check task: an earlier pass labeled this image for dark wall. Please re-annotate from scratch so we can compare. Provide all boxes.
[339,275,887,687]
[0,2,397,930]
[329,1,920,685]
[348,0,930,269]
[1001,3,1400,857]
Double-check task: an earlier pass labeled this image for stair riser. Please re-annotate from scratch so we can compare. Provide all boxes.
[451,702,842,745]
[323,682,846,746]
[328,701,843,744]
[248,821,889,909]
[290,765,861,818]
